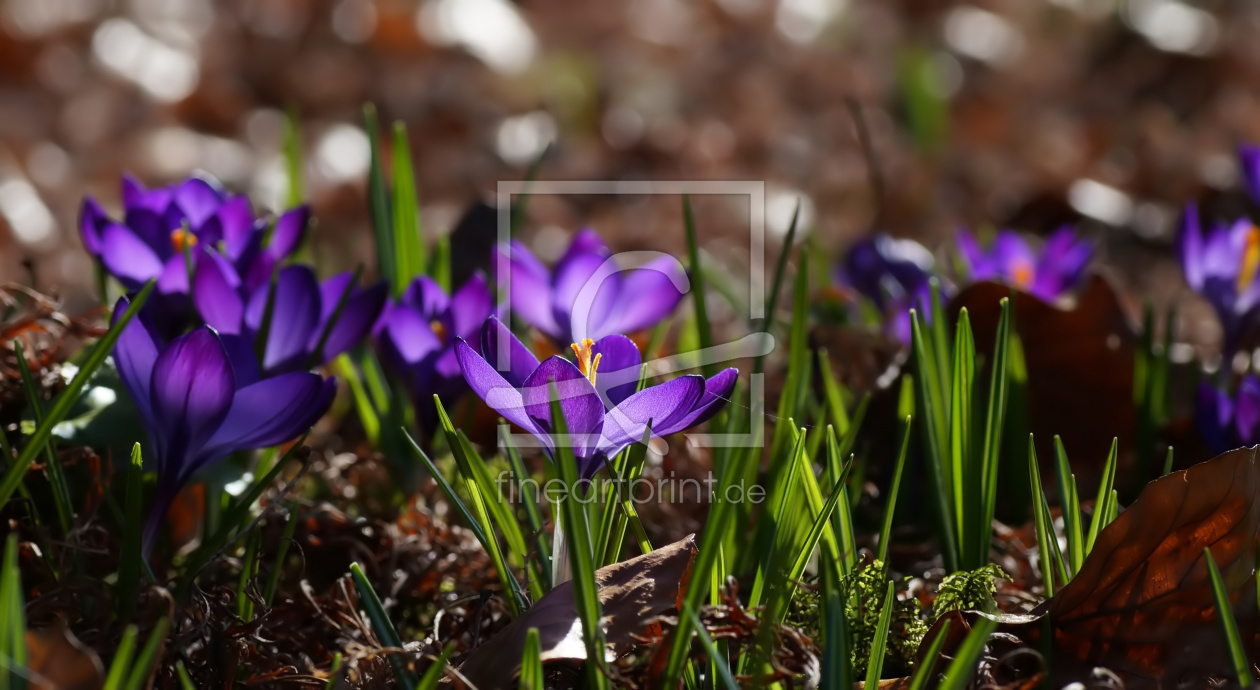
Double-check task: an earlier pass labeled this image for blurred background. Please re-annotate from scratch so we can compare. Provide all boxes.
[3,0,1260,345]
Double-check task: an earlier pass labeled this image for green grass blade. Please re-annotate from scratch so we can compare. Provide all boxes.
[938,617,998,690]
[283,108,304,208]
[974,297,1011,570]
[683,195,714,378]
[1,533,27,690]
[820,558,851,690]
[364,104,394,286]
[1028,436,1058,596]
[549,388,609,690]
[929,279,952,392]
[102,625,138,690]
[1053,436,1084,575]
[907,619,952,690]
[431,234,451,293]
[13,340,72,534]
[391,122,425,294]
[416,643,455,690]
[519,628,543,690]
[263,501,299,605]
[786,455,853,606]
[1205,547,1252,686]
[236,528,261,621]
[1163,446,1175,477]
[501,425,551,582]
[175,662,196,690]
[350,562,419,688]
[122,616,168,690]
[910,308,958,572]
[0,280,154,508]
[1085,437,1119,556]
[753,201,799,375]
[825,426,858,574]
[508,142,551,236]
[877,416,913,564]
[863,580,897,686]
[686,607,738,690]
[117,443,144,622]
[949,310,975,561]
[334,353,381,444]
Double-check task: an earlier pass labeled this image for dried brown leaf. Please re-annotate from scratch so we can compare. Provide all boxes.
[24,625,104,690]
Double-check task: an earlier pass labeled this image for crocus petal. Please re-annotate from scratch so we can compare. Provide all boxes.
[192,250,244,334]
[608,256,687,335]
[80,196,108,255]
[100,224,166,286]
[311,279,388,364]
[501,240,560,338]
[197,373,335,472]
[1197,381,1235,455]
[522,356,605,455]
[266,205,309,260]
[552,232,619,341]
[217,333,260,387]
[247,265,322,374]
[1177,204,1205,290]
[157,256,191,295]
[172,176,224,229]
[599,375,704,453]
[955,229,987,278]
[656,367,738,435]
[1241,144,1260,204]
[479,316,538,387]
[1237,376,1260,445]
[148,328,235,476]
[201,196,252,248]
[381,305,444,366]
[449,274,495,342]
[455,337,537,433]
[401,275,452,318]
[111,296,159,426]
[590,334,642,407]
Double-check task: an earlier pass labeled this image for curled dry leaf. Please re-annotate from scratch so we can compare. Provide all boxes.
[1047,445,1260,684]
[24,625,104,690]
[453,535,697,689]
[950,275,1136,488]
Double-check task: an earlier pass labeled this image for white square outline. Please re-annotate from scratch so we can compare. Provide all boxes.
[494,180,767,448]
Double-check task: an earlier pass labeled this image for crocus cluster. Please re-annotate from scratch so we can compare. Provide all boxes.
[455,317,737,478]
[1178,208,1260,358]
[83,175,309,333]
[1196,377,1260,455]
[375,274,494,429]
[499,229,688,344]
[112,297,335,552]
[836,234,940,343]
[955,227,1092,302]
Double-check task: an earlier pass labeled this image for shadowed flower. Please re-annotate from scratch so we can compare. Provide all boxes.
[498,228,688,344]
[81,174,308,301]
[1239,144,1260,203]
[375,274,495,430]
[454,317,737,478]
[1177,207,1260,355]
[1196,377,1260,455]
[111,296,335,552]
[955,227,1092,302]
[191,259,388,376]
[836,234,940,343]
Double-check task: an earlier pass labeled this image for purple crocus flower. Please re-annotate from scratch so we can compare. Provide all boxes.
[375,274,495,429]
[191,258,388,376]
[81,174,308,299]
[111,296,335,552]
[498,229,688,344]
[454,317,737,478]
[1196,376,1260,455]
[1239,144,1260,203]
[1177,206,1260,355]
[955,227,1092,302]
[836,234,940,344]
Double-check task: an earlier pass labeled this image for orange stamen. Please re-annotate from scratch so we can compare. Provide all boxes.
[1011,260,1034,290]
[170,228,198,252]
[1240,227,1260,292]
[569,338,601,386]
[430,320,447,343]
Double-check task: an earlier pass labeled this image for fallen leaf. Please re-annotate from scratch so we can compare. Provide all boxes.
[1046,446,1260,684]
[453,535,697,689]
[25,625,104,690]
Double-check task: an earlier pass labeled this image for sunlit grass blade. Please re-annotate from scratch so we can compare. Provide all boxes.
[236,527,261,621]
[102,625,138,690]
[786,454,852,607]
[597,426,653,566]
[686,606,738,690]
[825,426,858,574]
[335,353,381,445]
[1029,436,1059,595]
[175,662,196,690]
[14,340,72,533]
[907,619,951,690]
[938,617,998,690]
[820,558,851,690]
[117,443,144,622]
[122,617,168,690]
[1205,547,1251,686]
[878,416,913,564]
[910,308,957,572]
[1,533,26,690]
[974,297,1011,570]
[283,108,304,208]
[816,348,852,433]
[391,121,425,294]
[929,279,952,392]
[405,428,527,614]
[864,580,897,686]
[682,195,714,378]
[501,425,551,582]
[520,627,543,690]
[1085,437,1119,556]
[350,562,419,688]
[416,643,455,690]
[753,200,799,375]
[548,388,609,690]
[1053,436,1083,575]
[363,103,394,286]
[748,427,807,613]
[1163,446,1175,476]
[0,280,154,508]
[949,311,975,560]
[431,234,451,292]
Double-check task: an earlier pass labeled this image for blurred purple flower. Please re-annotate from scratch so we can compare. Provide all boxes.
[836,234,940,343]
[1239,144,1260,203]
[375,274,495,430]
[111,296,335,552]
[1196,377,1260,455]
[498,228,688,344]
[191,259,388,376]
[454,317,737,478]
[1178,206,1260,355]
[81,174,308,298]
[955,227,1092,301]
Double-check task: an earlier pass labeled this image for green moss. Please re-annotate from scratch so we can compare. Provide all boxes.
[932,563,1011,620]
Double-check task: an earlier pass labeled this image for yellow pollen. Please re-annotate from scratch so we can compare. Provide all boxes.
[1240,227,1260,292]
[170,228,198,252]
[570,338,601,386]
[430,320,447,343]
[1011,260,1034,290]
